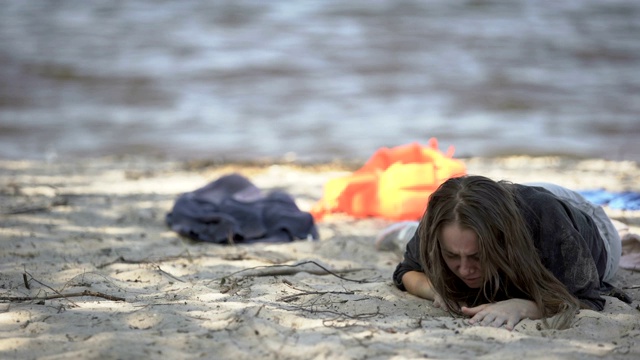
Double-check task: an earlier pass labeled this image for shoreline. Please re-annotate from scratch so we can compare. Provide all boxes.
[1,155,639,359]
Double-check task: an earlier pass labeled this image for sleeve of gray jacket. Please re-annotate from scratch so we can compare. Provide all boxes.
[392,231,423,291]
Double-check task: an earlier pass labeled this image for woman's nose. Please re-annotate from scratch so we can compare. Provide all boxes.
[459,258,475,276]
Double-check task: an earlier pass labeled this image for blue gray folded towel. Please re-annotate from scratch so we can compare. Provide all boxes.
[166,174,319,244]
[578,190,640,211]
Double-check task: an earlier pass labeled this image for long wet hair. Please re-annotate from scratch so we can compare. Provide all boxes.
[418,175,581,328]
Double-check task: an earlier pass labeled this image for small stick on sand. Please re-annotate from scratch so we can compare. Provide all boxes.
[277,290,355,302]
[9,272,126,305]
[220,260,372,283]
[0,290,125,303]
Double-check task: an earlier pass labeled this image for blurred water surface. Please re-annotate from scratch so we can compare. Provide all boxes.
[1,0,639,163]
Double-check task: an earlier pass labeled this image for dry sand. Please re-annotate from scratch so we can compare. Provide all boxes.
[0,156,639,360]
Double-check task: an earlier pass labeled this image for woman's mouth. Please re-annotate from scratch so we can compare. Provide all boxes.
[463,277,481,287]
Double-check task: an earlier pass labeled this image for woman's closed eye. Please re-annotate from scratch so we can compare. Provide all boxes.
[443,252,458,260]
[443,252,479,261]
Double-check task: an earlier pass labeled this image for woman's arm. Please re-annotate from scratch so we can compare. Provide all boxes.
[402,271,435,299]
[403,271,541,329]
[401,271,448,309]
[392,231,425,290]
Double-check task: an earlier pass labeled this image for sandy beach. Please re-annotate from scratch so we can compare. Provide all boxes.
[0,155,639,359]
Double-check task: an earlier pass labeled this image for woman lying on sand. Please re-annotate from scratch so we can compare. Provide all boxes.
[389,175,631,330]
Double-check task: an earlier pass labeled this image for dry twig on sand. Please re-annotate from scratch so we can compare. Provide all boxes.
[0,196,68,215]
[0,290,125,303]
[218,260,374,284]
[277,289,356,302]
[1,272,126,304]
[96,253,191,269]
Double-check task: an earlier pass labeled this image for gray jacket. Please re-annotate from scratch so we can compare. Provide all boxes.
[392,184,610,310]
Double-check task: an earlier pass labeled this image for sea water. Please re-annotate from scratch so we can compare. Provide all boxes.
[1,0,639,163]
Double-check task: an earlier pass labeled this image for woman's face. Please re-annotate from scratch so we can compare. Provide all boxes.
[440,223,482,288]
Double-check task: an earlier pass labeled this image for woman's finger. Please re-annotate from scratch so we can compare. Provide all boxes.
[479,313,497,326]
[461,304,487,316]
[490,316,507,328]
[469,310,488,325]
[505,317,518,331]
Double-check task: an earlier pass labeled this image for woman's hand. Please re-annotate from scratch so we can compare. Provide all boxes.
[461,299,542,331]
[432,292,447,309]
[431,292,463,312]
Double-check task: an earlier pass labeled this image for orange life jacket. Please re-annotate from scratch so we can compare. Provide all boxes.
[311,138,466,221]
